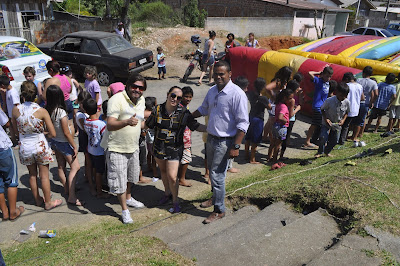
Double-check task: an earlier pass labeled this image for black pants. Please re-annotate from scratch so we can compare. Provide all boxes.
[339,117,353,145]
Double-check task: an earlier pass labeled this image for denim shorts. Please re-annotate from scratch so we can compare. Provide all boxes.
[158,66,166,74]
[51,140,74,156]
[0,147,18,193]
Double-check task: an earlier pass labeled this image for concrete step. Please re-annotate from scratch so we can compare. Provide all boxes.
[153,205,260,248]
[179,201,303,262]
[307,234,381,266]
[188,208,340,266]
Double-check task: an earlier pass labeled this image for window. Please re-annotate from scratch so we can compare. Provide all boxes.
[56,37,82,52]
[364,29,376,35]
[81,39,101,55]
[352,28,365,34]
[21,11,40,29]
[377,31,384,37]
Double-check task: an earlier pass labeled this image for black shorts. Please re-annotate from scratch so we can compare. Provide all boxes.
[139,138,146,167]
[370,107,386,119]
[78,128,88,153]
[90,154,105,174]
[311,109,322,127]
[154,145,183,161]
[158,66,166,74]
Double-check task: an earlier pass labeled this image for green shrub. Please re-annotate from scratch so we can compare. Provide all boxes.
[183,0,207,28]
[129,1,181,27]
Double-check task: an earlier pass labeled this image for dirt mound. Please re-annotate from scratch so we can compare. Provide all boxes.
[258,36,305,51]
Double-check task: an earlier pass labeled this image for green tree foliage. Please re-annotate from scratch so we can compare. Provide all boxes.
[53,0,92,16]
[129,1,180,26]
[183,0,207,28]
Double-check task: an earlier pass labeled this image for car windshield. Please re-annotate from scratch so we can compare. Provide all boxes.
[0,40,43,61]
[100,36,133,54]
[381,29,394,37]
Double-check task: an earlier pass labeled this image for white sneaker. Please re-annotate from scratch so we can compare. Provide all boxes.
[359,141,366,147]
[353,141,359,148]
[122,210,133,224]
[126,197,145,208]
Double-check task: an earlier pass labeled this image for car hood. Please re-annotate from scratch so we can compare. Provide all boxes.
[36,42,57,49]
[112,47,153,59]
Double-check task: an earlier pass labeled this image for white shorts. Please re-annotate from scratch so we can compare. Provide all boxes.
[106,150,139,194]
[389,105,400,119]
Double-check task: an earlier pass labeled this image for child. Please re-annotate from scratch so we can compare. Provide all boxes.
[0,107,24,221]
[263,66,293,143]
[144,96,159,181]
[388,74,400,133]
[0,74,19,145]
[315,82,350,157]
[280,80,301,160]
[84,66,102,112]
[178,86,194,187]
[107,82,125,99]
[245,78,270,164]
[365,73,397,133]
[83,98,110,199]
[76,91,96,195]
[12,81,62,210]
[157,46,166,80]
[303,66,333,149]
[269,89,294,168]
[46,85,82,206]
[23,66,44,106]
[245,33,260,48]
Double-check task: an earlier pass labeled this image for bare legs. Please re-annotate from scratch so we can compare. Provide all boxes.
[0,187,18,220]
[155,158,180,204]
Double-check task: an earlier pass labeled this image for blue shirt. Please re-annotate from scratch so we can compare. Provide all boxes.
[197,80,249,137]
[375,82,396,110]
[312,76,330,110]
[157,53,165,67]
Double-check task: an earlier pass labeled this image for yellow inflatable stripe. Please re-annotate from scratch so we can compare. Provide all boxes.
[258,51,307,96]
[338,40,377,58]
[278,49,400,75]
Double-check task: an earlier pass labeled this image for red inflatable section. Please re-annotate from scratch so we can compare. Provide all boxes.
[298,59,362,115]
[228,47,269,92]
[312,35,381,55]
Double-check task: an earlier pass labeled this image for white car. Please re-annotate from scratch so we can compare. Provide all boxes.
[0,36,52,92]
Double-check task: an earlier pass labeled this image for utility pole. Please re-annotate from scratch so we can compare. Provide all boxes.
[385,0,390,19]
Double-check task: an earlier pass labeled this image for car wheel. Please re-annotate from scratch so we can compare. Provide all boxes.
[97,67,114,86]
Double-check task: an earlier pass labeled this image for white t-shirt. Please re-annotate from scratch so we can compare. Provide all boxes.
[6,87,20,118]
[84,119,106,156]
[70,78,78,102]
[51,108,69,142]
[347,82,363,117]
[0,108,12,149]
[76,111,89,130]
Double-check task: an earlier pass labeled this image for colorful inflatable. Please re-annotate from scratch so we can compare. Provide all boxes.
[229,34,400,115]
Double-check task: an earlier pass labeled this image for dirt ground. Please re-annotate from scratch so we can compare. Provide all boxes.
[131,26,306,79]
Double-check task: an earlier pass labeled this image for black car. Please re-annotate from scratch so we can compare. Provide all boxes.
[37,31,154,86]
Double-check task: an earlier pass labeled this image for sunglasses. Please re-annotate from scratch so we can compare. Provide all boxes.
[131,84,146,91]
[170,93,182,101]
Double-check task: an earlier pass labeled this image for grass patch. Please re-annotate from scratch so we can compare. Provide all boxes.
[226,133,400,235]
[2,217,193,265]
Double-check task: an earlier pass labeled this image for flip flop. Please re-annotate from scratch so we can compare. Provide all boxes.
[301,144,318,150]
[68,199,85,206]
[45,199,63,211]
[10,206,25,222]
[270,163,281,171]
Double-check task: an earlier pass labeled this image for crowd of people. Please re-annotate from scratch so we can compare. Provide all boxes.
[0,38,399,225]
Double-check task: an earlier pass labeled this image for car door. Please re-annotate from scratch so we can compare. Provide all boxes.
[51,37,82,71]
[79,38,102,73]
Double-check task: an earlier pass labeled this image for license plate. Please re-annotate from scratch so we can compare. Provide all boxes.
[139,58,147,65]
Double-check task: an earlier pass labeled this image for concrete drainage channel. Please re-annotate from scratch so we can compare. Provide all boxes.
[152,201,384,265]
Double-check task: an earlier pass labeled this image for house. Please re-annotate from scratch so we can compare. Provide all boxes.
[0,0,51,42]
[196,0,351,39]
[339,0,376,29]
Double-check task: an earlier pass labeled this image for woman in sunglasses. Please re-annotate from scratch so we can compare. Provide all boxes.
[146,86,206,213]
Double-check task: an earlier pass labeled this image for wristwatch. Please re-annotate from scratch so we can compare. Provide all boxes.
[233,144,240,150]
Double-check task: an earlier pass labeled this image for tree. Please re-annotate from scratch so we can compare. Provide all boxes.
[183,0,207,28]
[314,9,328,39]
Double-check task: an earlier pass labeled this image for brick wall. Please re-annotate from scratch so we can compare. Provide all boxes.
[200,0,294,17]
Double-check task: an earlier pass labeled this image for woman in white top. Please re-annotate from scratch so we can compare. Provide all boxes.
[245,32,260,48]
[198,30,217,85]
[12,81,63,210]
[46,85,82,206]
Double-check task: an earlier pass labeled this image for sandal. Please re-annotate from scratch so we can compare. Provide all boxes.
[68,199,85,206]
[10,206,25,221]
[45,199,63,211]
